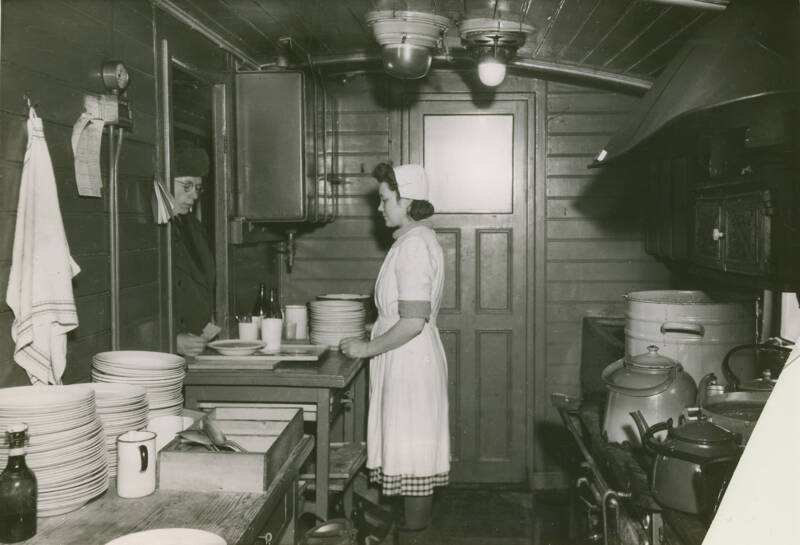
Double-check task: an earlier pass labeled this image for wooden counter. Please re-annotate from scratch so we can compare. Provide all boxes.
[184,349,366,521]
[26,436,314,545]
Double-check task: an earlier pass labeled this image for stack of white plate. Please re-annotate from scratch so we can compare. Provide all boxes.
[0,384,109,517]
[309,300,366,348]
[91,351,185,420]
[88,383,149,477]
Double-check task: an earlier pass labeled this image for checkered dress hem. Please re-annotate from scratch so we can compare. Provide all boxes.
[369,468,449,496]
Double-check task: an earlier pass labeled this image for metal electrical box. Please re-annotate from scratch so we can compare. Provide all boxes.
[235,71,306,221]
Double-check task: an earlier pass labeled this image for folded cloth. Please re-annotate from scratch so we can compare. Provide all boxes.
[6,108,80,385]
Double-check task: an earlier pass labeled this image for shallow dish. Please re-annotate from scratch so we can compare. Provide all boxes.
[317,293,371,301]
[208,340,265,356]
[103,528,226,545]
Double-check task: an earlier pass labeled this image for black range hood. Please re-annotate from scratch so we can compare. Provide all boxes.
[592,0,800,167]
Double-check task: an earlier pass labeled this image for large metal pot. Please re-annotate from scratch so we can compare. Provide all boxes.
[690,374,769,444]
[631,411,742,521]
[721,342,790,392]
[625,291,756,384]
[602,345,697,445]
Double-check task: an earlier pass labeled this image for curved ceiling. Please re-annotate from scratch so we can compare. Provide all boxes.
[156,0,722,93]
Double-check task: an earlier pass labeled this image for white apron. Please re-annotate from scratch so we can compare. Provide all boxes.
[367,224,450,477]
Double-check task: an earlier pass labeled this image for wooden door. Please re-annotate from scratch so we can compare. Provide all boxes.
[403,95,530,483]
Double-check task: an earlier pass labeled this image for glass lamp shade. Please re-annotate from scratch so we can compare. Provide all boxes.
[382,43,433,80]
[477,57,507,87]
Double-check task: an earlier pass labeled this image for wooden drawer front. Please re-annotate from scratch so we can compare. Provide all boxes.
[257,487,291,545]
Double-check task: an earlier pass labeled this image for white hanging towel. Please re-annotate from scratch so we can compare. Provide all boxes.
[6,108,80,385]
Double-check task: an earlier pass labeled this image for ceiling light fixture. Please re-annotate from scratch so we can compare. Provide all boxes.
[459,18,534,87]
[366,10,450,80]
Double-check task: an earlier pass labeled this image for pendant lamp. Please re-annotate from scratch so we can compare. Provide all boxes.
[459,18,534,87]
[366,10,450,80]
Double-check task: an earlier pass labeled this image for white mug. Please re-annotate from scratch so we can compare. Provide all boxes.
[116,430,157,498]
[284,305,308,340]
[261,318,283,352]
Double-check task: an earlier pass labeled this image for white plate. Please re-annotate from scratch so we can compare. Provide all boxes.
[208,340,265,356]
[93,351,185,368]
[103,528,226,545]
[318,293,371,300]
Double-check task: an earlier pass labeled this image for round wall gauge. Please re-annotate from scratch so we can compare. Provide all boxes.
[101,60,130,91]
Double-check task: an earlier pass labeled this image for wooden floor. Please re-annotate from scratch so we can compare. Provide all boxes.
[406,486,573,545]
[308,483,575,545]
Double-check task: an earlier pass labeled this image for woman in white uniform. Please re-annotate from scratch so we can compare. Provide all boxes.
[340,162,450,534]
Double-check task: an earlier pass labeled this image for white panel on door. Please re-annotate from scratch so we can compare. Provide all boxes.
[423,114,514,213]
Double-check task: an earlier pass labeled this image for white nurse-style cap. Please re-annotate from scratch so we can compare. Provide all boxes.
[394,164,429,201]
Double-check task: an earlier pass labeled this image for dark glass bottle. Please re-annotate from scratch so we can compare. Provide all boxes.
[252,283,269,325]
[0,424,37,543]
[266,287,282,319]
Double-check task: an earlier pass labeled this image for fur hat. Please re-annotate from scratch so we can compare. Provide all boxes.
[174,141,209,178]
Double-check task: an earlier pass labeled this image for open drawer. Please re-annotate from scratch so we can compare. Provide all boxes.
[157,406,303,493]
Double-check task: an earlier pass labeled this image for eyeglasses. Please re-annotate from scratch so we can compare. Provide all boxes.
[179,181,204,194]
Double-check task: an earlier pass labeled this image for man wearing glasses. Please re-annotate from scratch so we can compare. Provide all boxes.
[172,142,215,357]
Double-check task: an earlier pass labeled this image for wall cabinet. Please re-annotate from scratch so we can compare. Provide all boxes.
[692,191,771,275]
[644,99,800,289]
[233,71,337,229]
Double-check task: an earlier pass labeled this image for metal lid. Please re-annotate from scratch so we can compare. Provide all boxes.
[627,345,679,371]
[668,420,741,459]
[603,347,682,396]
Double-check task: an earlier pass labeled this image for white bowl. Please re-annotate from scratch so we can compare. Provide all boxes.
[208,340,264,356]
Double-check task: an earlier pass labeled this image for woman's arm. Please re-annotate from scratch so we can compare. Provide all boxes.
[340,317,425,359]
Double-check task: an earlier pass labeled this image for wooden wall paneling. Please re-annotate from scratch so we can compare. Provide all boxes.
[284,77,390,306]
[119,283,161,351]
[0,0,161,386]
[541,82,671,480]
[63,333,110,384]
[72,256,112,298]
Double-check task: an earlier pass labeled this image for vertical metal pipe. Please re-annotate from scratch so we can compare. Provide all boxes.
[320,72,330,222]
[161,38,175,353]
[108,125,120,350]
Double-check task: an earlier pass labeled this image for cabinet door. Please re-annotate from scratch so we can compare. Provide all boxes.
[723,192,770,275]
[692,199,723,267]
[235,72,306,221]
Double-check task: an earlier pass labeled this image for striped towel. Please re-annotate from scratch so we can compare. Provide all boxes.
[6,108,80,384]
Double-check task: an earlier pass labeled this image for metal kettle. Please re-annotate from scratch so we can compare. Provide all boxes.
[631,411,742,521]
[722,342,790,392]
[601,345,697,445]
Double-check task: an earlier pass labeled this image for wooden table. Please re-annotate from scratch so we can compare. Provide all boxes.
[184,349,365,521]
[27,436,314,545]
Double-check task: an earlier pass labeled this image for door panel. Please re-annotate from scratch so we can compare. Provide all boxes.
[477,229,511,312]
[405,96,530,483]
[437,229,460,311]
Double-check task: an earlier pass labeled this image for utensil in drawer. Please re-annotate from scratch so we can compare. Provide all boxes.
[176,430,220,452]
[203,416,248,453]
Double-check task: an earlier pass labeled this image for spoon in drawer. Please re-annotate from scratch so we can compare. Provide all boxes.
[176,429,220,452]
[203,416,248,453]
